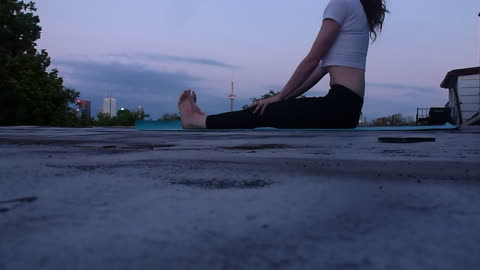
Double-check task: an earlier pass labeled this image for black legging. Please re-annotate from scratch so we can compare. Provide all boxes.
[206,84,364,129]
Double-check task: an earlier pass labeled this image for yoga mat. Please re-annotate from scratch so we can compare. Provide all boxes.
[135,120,460,131]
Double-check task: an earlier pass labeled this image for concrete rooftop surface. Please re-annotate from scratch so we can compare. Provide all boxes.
[0,126,479,270]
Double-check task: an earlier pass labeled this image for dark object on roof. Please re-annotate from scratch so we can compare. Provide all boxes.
[378,137,436,143]
[429,107,452,125]
[440,67,480,89]
[416,107,452,125]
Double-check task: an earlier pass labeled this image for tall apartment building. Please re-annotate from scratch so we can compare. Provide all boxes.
[76,100,91,118]
[103,97,117,117]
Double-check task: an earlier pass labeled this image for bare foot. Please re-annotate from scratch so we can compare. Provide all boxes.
[178,89,207,129]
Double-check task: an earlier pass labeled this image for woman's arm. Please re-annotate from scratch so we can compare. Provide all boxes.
[252,19,341,115]
[282,66,328,100]
[277,19,341,101]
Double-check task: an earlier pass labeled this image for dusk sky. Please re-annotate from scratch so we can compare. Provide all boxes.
[35,0,480,120]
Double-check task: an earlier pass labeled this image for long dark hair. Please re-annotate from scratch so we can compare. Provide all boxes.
[360,0,389,41]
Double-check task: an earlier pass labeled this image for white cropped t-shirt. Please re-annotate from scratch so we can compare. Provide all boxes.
[321,0,370,70]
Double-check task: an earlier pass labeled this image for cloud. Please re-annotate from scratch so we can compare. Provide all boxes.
[55,59,200,90]
[53,58,203,117]
[53,58,245,118]
[362,82,448,120]
[363,96,422,120]
[107,53,239,69]
[367,82,442,94]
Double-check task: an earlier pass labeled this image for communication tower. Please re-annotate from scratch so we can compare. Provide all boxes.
[229,81,236,112]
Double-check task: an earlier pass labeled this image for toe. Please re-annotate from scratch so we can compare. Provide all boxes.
[178,90,188,104]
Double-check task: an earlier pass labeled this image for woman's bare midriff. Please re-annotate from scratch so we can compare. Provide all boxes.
[326,66,365,97]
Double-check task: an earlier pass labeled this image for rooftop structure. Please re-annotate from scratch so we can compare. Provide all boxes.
[441,67,480,126]
[0,126,479,269]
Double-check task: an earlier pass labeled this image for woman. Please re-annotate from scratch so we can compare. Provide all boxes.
[178,0,388,129]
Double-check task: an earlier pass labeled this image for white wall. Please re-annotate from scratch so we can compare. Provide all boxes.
[457,74,480,122]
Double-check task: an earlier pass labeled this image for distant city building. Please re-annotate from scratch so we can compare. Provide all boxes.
[76,100,91,118]
[103,97,117,117]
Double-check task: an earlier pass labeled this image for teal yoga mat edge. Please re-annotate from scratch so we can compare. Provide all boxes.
[135,120,460,131]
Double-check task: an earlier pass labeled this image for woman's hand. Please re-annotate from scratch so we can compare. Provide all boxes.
[250,95,282,116]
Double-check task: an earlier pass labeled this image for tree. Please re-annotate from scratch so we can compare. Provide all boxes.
[77,111,95,127]
[133,108,150,122]
[95,108,150,126]
[96,112,115,126]
[370,113,415,126]
[158,113,180,121]
[0,0,80,125]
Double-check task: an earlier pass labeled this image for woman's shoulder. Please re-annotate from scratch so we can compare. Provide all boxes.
[325,0,357,13]
[327,0,355,5]
[324,0,357,24]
